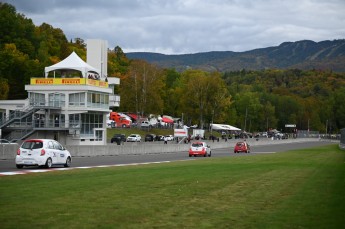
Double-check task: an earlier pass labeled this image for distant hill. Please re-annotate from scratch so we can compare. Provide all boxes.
[126,40,345,72]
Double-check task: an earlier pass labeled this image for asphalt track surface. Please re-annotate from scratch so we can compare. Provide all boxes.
[0,140,335,173]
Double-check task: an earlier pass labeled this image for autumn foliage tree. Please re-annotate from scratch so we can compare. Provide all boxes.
[174,70,232,128]
[119,60,165,116]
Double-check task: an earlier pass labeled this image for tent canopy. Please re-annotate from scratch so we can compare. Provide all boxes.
[44,51,101,78]
[211,123,241,131]
[162,117,174,123]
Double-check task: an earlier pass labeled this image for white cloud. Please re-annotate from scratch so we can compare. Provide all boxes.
[3,0,345,54]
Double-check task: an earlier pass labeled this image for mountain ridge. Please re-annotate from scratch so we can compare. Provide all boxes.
[126,39,345,72]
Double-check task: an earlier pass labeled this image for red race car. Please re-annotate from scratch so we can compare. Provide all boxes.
[189,142,211,157]
[234,141,251,153]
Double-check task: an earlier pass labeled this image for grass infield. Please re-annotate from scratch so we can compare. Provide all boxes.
[1,144,344,228]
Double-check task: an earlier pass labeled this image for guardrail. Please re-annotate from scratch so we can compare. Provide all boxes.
[0,138,327,160]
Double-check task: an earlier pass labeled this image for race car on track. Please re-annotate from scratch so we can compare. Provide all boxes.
[234,141,250,153]
[189,141,211,157]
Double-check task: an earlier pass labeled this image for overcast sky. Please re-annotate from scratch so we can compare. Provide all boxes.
[4,0,345,54]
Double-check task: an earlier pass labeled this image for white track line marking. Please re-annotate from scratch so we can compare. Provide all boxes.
[0,160,176,176]
[255,152,276,153]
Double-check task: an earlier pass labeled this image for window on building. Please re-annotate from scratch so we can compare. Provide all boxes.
[29,93,45,106]
[80,113,103,137]
[49,93,65,107]
[87,92,109,109]
[69,93,85,107]
[95,129,103,141]
[69,114,80,128]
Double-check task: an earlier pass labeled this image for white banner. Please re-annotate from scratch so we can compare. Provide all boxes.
[174,129,188,137]
[285,124,296,128]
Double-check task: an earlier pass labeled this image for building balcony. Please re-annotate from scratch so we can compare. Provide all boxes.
[109,95,120,107]
[30,78,109,88]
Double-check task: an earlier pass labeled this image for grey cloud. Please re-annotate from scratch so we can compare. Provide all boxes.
[3,0,345,54]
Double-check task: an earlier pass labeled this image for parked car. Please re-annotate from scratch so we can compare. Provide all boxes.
[15,139,72,168]
[165,135,174,141]
[155,135,164,141]
[261,132,268,137]
[140,121,152,128]
[111,134,126,144]
[106,120,115,128]
[275,132,284,139]
[127,134,141,142]
[189,141,211,157]
[209,135,220,141]
[239,132,253,138]
[234,141,250,153]
[145,134,156,142]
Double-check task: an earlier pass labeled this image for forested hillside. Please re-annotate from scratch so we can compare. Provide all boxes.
[222,69,345,133]
[1,3,344,133]
[126,39,345,72]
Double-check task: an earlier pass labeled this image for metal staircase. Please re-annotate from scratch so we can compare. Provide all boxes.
[0,105,61,141]
[0,106,40,129]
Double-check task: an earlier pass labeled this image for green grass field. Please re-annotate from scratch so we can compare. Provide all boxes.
[1,144,344,228]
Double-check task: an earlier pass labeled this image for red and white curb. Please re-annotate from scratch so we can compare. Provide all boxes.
[0,160,175,176]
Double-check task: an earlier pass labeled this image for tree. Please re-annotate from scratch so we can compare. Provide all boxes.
[108,46,131,77]
[178,70,211,127]
[0,78,9,99]
[0,44,32,99]
[119,60,165,115]
[36,23,68,63]
[233,92,262,131]
[162,69,181,116]
[206,72,232,124]
[0,3,37,58]
[177,70,233,128]
[332,88,345,129]
[261,100,277,132]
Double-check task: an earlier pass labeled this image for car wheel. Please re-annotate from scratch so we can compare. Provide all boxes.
[64,157,71,167]
[122,124,126,128]
[16,164,23,169]
[45,157,52,168]
[189,155,192,157]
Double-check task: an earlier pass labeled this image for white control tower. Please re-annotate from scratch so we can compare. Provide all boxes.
[87,39,108,80]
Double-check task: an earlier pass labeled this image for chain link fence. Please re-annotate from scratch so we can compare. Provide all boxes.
[296,130,319,138]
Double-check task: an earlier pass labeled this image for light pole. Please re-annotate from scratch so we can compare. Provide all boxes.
[181,113,184,126]
[308,119,310,131]
[244,107,248,132]
[210,110,214,135]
